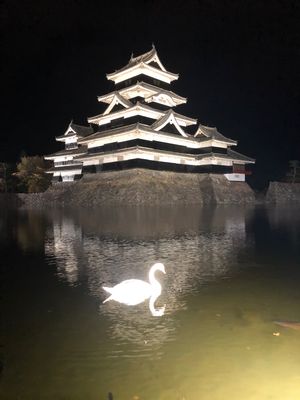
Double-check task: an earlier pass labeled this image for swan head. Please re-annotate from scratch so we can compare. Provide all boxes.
[151,263,166,274]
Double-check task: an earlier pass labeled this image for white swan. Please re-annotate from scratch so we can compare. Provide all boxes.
[103,263,166,316]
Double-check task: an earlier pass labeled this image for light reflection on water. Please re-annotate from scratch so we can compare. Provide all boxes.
[44,207,250,352]
[1,205,300,399]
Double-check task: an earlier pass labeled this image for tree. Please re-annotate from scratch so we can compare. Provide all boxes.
[15,156,51,193]
[0,163,7,192]
[0,163,19,192]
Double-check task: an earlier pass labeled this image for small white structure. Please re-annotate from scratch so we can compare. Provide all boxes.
[44,122,92,182]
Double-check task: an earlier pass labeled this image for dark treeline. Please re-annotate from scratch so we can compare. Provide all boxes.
[0,156,51,193]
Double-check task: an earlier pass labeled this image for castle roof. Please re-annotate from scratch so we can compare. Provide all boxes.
[75,146,254,166]
[227,148,255,163]
[97,82,187,106]
[56,122,93,141]
[88,102,196,127]
[194,124,236,145]
[151,110,194,137]
[106,47,178,84]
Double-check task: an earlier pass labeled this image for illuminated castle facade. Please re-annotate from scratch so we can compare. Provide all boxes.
[45,46,254,182]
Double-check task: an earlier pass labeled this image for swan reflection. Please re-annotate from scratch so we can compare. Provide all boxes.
[103,263,166,316]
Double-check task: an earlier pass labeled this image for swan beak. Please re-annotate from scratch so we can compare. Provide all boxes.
[161,264,166,274]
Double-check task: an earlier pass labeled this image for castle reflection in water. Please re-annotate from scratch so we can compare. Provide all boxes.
[43,206,255,347]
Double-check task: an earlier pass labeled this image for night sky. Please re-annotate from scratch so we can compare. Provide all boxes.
[2,0,300,186]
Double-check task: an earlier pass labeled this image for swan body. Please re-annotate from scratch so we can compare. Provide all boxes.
[103,263,166,312]
[103,279,153,305]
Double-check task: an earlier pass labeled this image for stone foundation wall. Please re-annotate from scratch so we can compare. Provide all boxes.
[4,172,300,208]
[9,169,255,208]
[266,182,300,203]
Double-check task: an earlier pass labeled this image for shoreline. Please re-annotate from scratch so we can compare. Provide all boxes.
[1,170,300,208]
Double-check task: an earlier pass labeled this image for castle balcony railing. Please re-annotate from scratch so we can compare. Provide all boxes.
[65,143,78,150]
[54,160,82,167]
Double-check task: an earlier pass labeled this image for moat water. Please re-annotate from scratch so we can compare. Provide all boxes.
[1,205,300,400]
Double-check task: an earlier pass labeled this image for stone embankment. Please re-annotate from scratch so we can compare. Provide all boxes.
[266,181,300,203]
[9,170,255,208]
[4,170,300,208]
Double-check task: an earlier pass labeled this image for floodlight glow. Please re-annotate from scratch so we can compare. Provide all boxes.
[103,263,166,316]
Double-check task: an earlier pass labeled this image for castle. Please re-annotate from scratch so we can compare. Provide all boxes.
[45,46,254,182]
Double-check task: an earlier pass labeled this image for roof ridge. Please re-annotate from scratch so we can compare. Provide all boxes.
[194,124,236,144]
[130,46,156,64]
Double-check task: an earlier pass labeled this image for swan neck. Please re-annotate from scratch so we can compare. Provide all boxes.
[149,294,158,315]
[149,267,160,291]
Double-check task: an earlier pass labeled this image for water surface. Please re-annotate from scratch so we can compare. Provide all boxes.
[1,205,300,399]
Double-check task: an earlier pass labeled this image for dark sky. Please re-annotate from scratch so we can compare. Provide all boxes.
[2,0,300,183]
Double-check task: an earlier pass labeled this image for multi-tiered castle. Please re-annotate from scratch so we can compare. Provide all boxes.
[45,46,254,182]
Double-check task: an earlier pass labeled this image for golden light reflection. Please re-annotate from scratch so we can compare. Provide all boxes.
[44,206,250,348]
[45,216,82,285]
[33,206,300,398]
